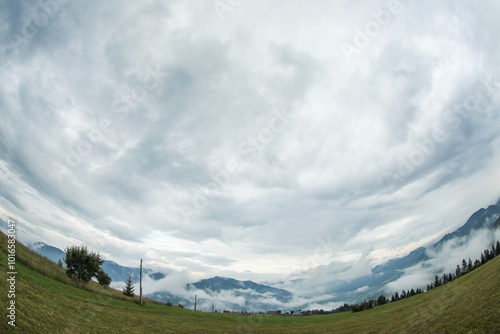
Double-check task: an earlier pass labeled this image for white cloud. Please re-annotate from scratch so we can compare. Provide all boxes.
[355,286,370,293]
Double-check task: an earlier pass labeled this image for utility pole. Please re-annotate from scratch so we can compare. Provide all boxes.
[194,294,197,311]
[140,259,143,306]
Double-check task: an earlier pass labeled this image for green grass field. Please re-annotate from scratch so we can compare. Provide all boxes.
[1,231,499,333]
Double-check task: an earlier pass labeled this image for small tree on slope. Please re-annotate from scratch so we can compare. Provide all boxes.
[123,276,135,297]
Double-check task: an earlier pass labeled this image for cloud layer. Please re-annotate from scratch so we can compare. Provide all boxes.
[1,0,500,283]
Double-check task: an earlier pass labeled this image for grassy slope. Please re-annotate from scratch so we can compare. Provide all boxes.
[1,232,499,333]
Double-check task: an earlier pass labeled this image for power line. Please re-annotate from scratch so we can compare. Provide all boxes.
[0,127,60,205]
[0,126,136,264]
[0,127,106,248]
[0,145,72,237]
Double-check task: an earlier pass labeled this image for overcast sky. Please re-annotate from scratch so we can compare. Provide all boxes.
[1,0,500,282]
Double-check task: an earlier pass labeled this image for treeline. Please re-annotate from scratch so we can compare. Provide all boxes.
[299,303,352,316]
[350,294,393,312]
[386,241,500,306]
[334,240,500,314]
[424,241,500,292]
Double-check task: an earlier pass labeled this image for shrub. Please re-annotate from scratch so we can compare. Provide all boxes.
[96,269,112,286]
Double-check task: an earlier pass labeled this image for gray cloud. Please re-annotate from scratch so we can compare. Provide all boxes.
[1,0,500,287]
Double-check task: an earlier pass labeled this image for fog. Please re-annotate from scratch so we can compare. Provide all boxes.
[384,227,500,295]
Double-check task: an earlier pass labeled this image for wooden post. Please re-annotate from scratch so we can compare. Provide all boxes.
[194,294,197,311]
[140,259,143,306]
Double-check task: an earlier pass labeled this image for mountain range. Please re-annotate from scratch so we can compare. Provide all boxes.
[188,276,293,302]
[262,199,499,309]
[6,197,500,312]
[27,241,165,284]
[372,203,500,276]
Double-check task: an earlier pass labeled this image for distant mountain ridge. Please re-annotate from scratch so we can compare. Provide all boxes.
[148,276,294,311]
[373,202,500,276]
[189,276,293,303]
[28,242,165,284]
[273,198,500,308]
[432,204,500,250]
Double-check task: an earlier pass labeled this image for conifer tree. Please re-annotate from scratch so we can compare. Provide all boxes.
[496,241,500,257]
[484,249,491,261]
[434,275,441,287]
[377,295,387,305]
[461,259,467,272]
[456,265,461,277]
[468,258,473,272]
[123,276,135,297]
